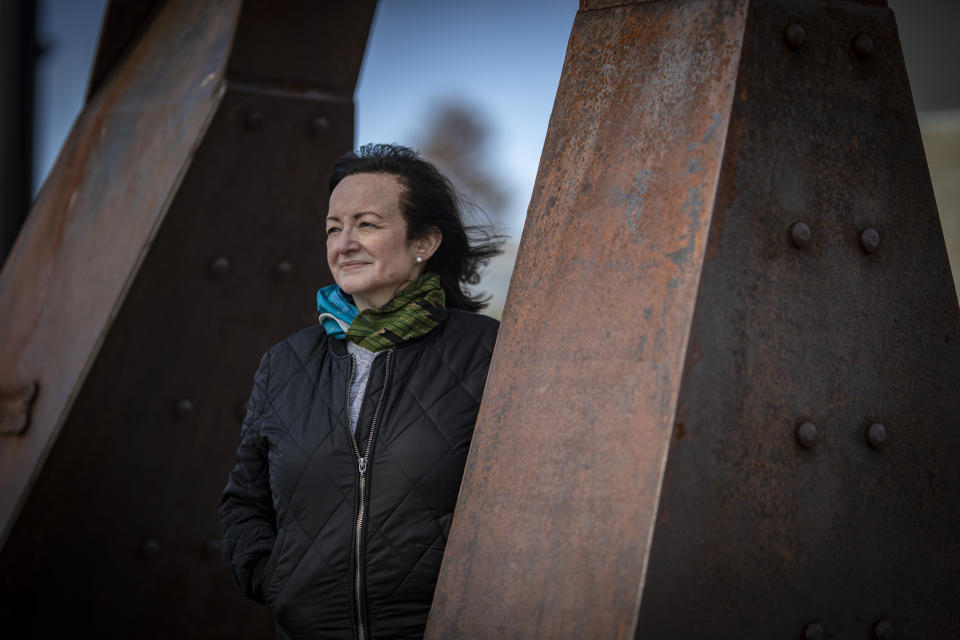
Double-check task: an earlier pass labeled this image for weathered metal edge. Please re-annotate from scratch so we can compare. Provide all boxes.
[626,18,751,639]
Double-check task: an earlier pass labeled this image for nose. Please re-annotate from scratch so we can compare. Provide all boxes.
[333,227,359,254]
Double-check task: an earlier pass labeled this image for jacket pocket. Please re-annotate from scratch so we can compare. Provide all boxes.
[260,529,288,605]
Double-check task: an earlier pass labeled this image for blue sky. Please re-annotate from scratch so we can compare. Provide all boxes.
[35,0,579,236]
[34,0,107,194]
[356,0,578,234]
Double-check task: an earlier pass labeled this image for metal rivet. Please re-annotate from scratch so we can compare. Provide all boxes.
[854,33,875,59]
[309,116,329,137]
[140,538,160,559]
[791,222,811,248]
[209,256,231,278]
[805,622,825,640]
[243,110,264,131]
[867,423,887,449]
[273,260,295,281]
[785,24,806,49]
[796,422,819,449]
[874,619,894,639]
[236,401,248,421]
[860,227,880,254]
[174,399,195,419]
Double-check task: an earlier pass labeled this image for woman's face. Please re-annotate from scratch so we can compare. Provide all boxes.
[326,173,434,311]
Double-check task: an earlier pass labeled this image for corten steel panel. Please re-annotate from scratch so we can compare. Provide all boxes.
[0,0,375,636]
[427,1,750,637]
[226,0,375,90]
[0,0,238,551]
[635,1,960,638]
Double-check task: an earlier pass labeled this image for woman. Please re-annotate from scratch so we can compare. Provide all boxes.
[218,143,502,639]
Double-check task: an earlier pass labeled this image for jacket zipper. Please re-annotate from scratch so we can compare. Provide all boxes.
[345,350,393,640]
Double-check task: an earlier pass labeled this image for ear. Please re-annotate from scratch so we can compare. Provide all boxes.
[413,227,442,261]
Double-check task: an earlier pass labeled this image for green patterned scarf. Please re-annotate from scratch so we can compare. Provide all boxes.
[346,273,446,352]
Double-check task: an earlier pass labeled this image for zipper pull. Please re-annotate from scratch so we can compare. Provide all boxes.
[358,457,367,476]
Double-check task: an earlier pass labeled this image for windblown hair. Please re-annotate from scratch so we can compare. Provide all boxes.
[328,143,504,312]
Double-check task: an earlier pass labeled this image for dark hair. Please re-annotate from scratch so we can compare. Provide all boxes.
[328,143,504,312]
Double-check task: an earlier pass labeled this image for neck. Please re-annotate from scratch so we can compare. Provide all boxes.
[353,276,421,311]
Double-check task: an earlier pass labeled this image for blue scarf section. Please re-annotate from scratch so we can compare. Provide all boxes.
[316,285,359,339]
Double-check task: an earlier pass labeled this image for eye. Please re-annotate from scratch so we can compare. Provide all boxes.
[325,226,340,237]
[358,221,378,229]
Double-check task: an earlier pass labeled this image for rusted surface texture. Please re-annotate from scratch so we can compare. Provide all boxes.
[582,0,888,13]
[427,2,749,638]
[636,1,960,638]
[226,0,376,90]
[0,0,375,635]
[0,0,238,548]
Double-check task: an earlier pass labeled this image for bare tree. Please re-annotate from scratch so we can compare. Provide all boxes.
[415,99,510,227]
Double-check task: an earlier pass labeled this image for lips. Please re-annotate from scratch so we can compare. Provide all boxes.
[339,261,369,271]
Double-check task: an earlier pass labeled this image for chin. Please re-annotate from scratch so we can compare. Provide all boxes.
[335,274,367,295]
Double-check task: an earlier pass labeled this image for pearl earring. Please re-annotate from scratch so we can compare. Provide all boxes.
[416,256,424,264]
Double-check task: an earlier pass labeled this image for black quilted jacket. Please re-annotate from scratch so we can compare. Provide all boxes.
[219,309,498,639]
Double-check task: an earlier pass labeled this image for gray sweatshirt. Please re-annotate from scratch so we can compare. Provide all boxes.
[346,340,377,433]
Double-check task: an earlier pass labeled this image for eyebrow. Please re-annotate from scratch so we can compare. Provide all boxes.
[326,210,384,224]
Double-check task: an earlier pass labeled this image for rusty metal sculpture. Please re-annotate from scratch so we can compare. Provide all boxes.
[0,0,375,636]
[428,1,960,638]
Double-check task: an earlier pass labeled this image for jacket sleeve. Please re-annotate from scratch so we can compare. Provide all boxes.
[218,350,276,604]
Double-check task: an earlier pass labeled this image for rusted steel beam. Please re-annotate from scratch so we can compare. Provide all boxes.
[636,1,960,637]
[0,0,375,636]
[0,0,238,552]
[428,0,960,638]
[428,0,750,636]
